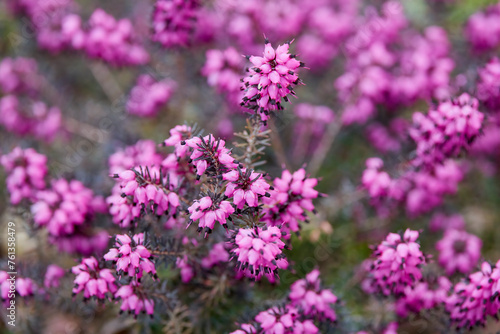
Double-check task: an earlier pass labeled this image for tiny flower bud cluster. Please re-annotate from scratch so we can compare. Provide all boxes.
[241,41,303,119]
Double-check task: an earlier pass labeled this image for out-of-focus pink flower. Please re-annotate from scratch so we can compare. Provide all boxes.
[465,3,500,52]
[436,229,482,275]
[477,57,500,112]
[201,243,229,269]
[72,257,117,300]
[115,282,155,317]
[44,264,65,289]
[176,255,194,283]
[126,74,176,117]
[0,57,40,96]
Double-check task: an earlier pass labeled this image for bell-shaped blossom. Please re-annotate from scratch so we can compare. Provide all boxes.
[71,257,117,300]
[115,282,155,317]
[188,196,234,235]
[254,306,318,334]
[176,255,194,283]
[108,140,163,175]
[184,134,237,177]
[104,233,156,279]
[231,226,288,282]
[395,277,451,317]
[241,41,304,120]
[223,168,270,209]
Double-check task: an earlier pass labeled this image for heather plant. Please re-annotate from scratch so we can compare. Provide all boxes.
[1,1,500,334]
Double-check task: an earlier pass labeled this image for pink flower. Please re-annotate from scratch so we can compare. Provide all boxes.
[465,3,500,51]
[126,74,176,117]
[263,168,319,235]
[223,168,270,209]
[477,57,500,112]
[1,147,47,204]
[241,40,304,120]
[361,158,391,198]
[104,233,157,279]
[231,226,288,282]
[363,229,426,296]
[395,277,451,317]
[176,255,194,283]
[151,0,199,48]
[108,140,164,175]
[72,257,117,300]
[288,269,338,321]
[188,196,234,236]
[254,306,318,334]
[115,282,155,317]
[201,243,230,269]
[44,264,66,289]
[184,134,237,177]
[0,57,40,96]
[436,229,482,275]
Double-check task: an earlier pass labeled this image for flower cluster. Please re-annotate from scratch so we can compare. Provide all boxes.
[409,93,484,169]
[1,147,47,204]
[263,168,319,235]
[395,277,451,317]
[44,265,66,289]
[184,134,237,177]
[465,3,500,52]
[151,0,200,48]
[231,226,288,282]
[223,168,270,209]
[253,306,318,334]
[363,229,425,296]
[445,261,500,329]
[477,57,500,112]
[202,47,244,106]
[104,234,156,279]
[0,271,36,305]
[72,257,117,300]
[0,57,40,96]
[201,243,230,269]
[188,196,234,235]
[115,282,155,317]
[126,74,176,117]
[436,228,482,275]
[64,9,149,66]
[241,41,303,119]
[288,269,338,321]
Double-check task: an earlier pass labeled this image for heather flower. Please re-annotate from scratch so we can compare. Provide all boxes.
[1,147,47,205]
[465,3,500,51]
[364,229,426,296]
[162,124,193,158]
[115,282,155,317]
[395,277,451,317]
[263,168,319,235]
[72,257,117,300]
[31,178,104,237]
[0,95,62,142]
[230,324,256,334]
[429,213,465,232]
[241,41,304,119]
[108,140,163,175]
[477,57,500,112]
[365,119,408,154]
[223,168,270,209]
[188,196,234,235]
[254,306,318,334]
[78,9,149,66]
[44,264,66,289]
[151,0,199,48]
[201,243,230,269]
[202,47,244,106]
[51,230,109,256]
[361,158,391,198]
[104,233,157,279]
[0,57,40,96]
[1,272,36,304]
[436,229,482,275]
[176,255,194,283]
[184,134,237,177]
[288,269,338,321]
[126,74,176,117]
[231,226,288,282]
[445,261,500,329]
[409,93,484,169]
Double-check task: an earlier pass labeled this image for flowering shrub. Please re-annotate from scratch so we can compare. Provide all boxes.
[1,0,500,333]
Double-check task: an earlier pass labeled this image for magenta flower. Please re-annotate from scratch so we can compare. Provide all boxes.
[188,196,234,235]
[71,257,117,300]
[50,230,109,256]
[151,0,199,48]
[201,243,230,269]
[115,282,155,317]
[231,226,288,282]
[436,229,482,275]
[31,178,103,237]
[1,147,47,205]
[361,158,391,198]
[446,261,500,329]
[288,269,338,321]
[364,229,426,296]
[263,168,319,235]
[176,255,194,283]
[241,40,304,120]
[184,134,237,177]
[44,264,66,289]
[477,57,500,112]
[395,277,451,317]
[162,124,193,158]
[108,139,164,175]
[465,3,500,51]
[254,306,318,334]
[0,57,40,96]
[104,233,157,279]
[223,168,270,209]
[429,213,465,232]
[409,93,484,169]
[126,74,176,117]
[230,324,256,334]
